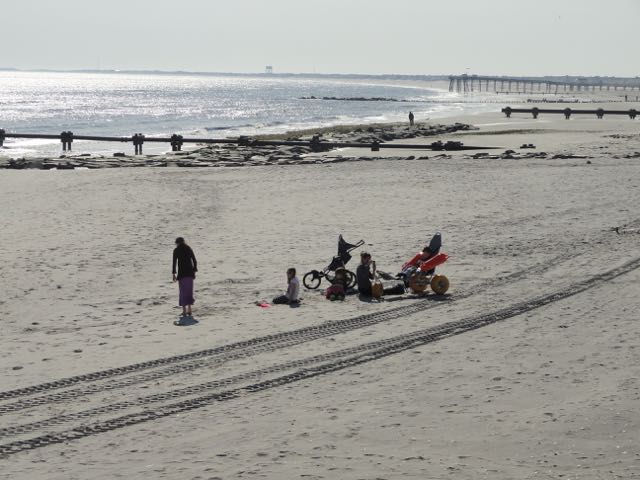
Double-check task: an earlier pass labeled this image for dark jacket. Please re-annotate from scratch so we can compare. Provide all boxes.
[356,264,373,295]
[173,244,197,279]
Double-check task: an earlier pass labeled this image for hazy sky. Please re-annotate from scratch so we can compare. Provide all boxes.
[1,0,638,76]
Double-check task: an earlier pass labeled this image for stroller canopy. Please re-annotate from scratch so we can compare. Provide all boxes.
[328,235,364,271]
[337,235,362,256]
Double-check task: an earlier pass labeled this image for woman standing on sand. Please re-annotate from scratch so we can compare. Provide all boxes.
[172,237,197,317]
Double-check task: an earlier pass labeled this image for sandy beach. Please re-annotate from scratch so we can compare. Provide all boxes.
[1,103,640,479]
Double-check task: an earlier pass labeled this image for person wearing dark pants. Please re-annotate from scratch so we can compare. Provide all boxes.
[273,268,300,305]
[356,252,376,296]
[357,252,405,298]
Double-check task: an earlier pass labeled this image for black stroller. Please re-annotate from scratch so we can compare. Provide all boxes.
[303,235,365,289]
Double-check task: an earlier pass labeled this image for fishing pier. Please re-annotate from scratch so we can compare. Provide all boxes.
[449,74,640,94]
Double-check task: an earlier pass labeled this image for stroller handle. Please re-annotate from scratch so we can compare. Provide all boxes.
[347,239,365,252]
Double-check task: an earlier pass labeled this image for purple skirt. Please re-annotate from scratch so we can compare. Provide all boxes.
[178,277,195,306]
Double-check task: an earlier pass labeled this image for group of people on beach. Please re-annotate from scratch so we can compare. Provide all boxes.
[267,249,424,305]
[172,236,441,319]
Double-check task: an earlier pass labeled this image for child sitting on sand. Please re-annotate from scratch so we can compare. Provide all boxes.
[273,268,300,305]
[325,267,347,301]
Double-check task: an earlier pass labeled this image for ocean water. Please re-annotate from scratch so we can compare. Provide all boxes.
[0,71,497,157]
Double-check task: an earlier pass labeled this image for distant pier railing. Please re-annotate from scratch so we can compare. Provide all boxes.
[501,106,639,119]
[0,130,499,155]
[449,74,640,94]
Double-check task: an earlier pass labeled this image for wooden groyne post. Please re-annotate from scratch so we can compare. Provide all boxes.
[170,134,184,151]
[61,131,73,151]
[0,130,502,155]
[502,106,639,119]
[133,134,145,155]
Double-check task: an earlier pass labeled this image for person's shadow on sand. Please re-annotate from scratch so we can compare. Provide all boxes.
[174,316,199,326]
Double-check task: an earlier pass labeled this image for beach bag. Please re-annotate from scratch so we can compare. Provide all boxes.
[371,278,384,299]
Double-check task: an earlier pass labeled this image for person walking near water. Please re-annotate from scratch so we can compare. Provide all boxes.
[172,237,197,318]
[408,111,414,126]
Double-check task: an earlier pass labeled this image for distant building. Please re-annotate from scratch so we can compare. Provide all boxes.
[265,66,273,74]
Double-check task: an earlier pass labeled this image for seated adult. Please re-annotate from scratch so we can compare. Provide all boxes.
[399,245,436,284]
[416,245,436,275]
[357,253,405,297]
[356,252,375,296]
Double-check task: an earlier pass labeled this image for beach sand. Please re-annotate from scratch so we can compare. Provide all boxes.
[1,106,640,479]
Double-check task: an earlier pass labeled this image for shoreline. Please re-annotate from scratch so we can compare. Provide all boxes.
[3,98,640,169]
[2,70,638,164]
[0,122,478,170]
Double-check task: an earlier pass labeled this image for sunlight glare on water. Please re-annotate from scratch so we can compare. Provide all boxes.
[0,71,495,157]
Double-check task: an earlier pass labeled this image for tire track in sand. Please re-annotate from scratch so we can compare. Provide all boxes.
[0,250,579,413]
[1,253,638,457]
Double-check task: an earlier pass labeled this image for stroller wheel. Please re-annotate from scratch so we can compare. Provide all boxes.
[303,271,322,290]
[408,273,429,293]
[345,270,356,289]
[430,275,450,295]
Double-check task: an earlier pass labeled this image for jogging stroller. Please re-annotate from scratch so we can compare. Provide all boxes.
[303,235,365,289]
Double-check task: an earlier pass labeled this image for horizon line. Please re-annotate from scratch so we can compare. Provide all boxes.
[0,67,638,81]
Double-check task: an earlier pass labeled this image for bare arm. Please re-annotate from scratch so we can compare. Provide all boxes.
[190,247,198,273]
[172,250,177,281]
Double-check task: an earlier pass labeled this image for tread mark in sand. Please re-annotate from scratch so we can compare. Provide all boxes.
[0,251,578,407]
[1,254,638,457]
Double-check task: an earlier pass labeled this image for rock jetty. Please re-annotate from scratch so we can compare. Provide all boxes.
[0,123,476,170]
